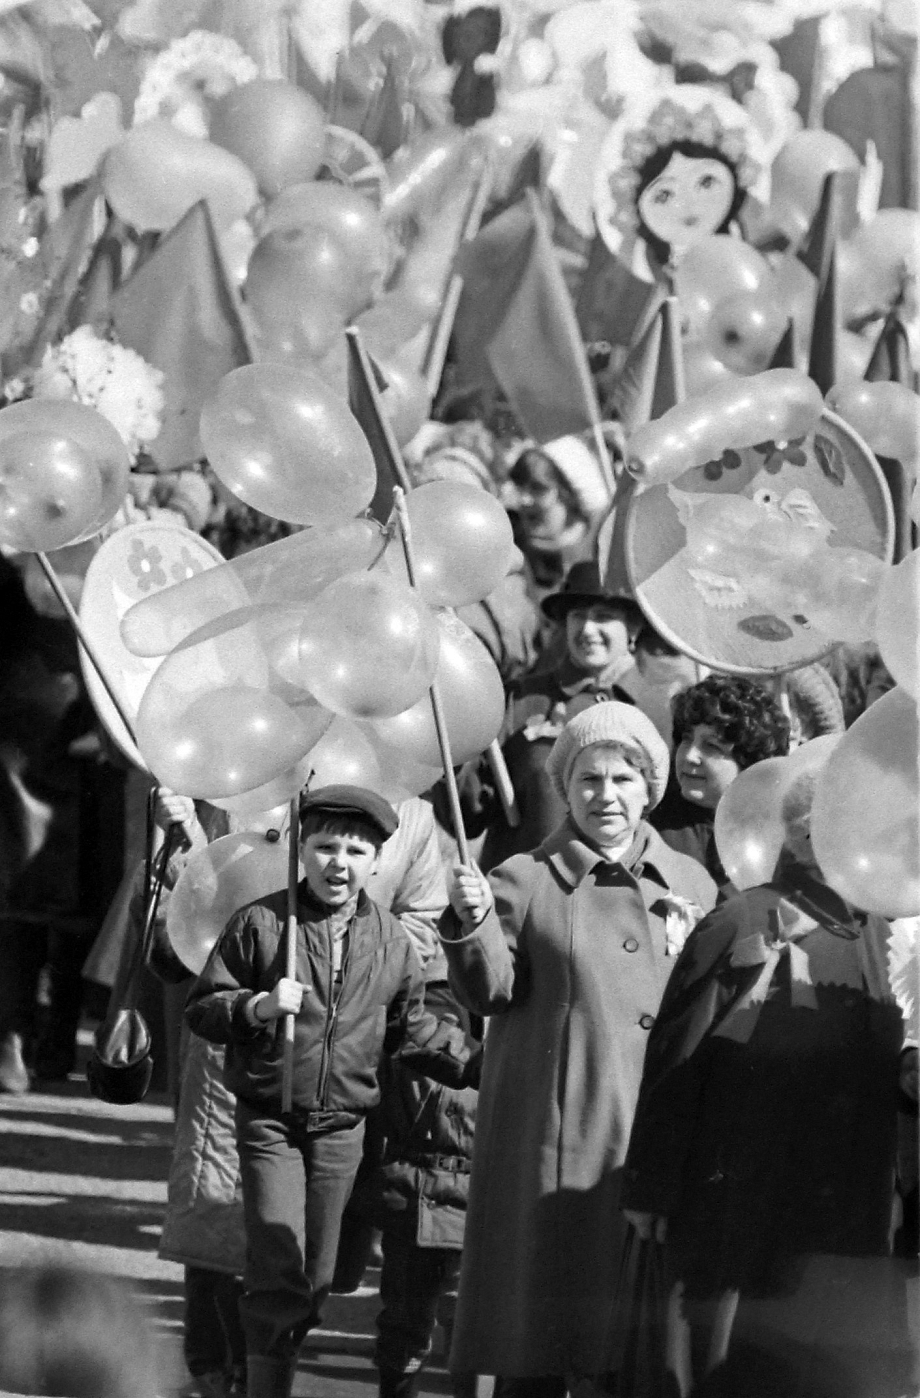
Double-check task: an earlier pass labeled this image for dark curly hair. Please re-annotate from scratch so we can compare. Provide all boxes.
[671,674,790,770]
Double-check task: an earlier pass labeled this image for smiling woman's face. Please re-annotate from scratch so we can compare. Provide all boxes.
[637,151,736,254]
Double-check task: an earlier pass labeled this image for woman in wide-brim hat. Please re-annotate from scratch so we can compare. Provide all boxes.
[474,559,647,871]
[440,701,717,1389]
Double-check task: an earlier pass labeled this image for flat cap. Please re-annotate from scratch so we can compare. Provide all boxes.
[298,785,399,841]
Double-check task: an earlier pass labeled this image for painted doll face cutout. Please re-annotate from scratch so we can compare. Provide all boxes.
[637,151,736,255]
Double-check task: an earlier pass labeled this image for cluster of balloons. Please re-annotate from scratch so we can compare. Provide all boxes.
[126,356,515,803]
[0,399,131,554]
[714,543,920,920]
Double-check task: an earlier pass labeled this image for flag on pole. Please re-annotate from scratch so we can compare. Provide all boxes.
[611,296,684,432]
[0,177,101,375]
[109,200,253,471]
[801,170,858,394]
[576,236,663,350]
[865,310,913,387]
[769,317,798,370]
[346,326,411,524]
[452,189,602,443]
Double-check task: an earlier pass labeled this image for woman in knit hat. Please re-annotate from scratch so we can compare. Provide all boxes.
[474,559,647,872]
[439,702,717,1393]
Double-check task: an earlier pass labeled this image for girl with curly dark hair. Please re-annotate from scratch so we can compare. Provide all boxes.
[651,674,790,891]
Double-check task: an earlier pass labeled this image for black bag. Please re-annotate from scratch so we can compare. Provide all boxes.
[603,1231,670,1398]
[87,802,177,1105]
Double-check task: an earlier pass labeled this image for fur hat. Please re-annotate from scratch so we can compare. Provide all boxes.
[546,700,670,808]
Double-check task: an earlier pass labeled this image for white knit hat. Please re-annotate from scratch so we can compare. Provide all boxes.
[546,700,670,808]
[542,436,611,519]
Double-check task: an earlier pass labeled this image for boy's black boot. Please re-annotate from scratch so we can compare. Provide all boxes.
[246,1355,297,1398]
[378,1367,422,1398]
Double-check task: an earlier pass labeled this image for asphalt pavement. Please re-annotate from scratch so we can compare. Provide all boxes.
[0,1028,469,1398]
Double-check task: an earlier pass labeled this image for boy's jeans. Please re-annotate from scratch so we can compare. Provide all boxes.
[236,1102,365,1360]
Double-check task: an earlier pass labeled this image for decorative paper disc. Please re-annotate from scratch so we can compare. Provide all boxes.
[78,523,228,768]
[623,410,894,674]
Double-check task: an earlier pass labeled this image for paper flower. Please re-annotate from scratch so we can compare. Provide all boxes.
[32,325,165,462]
[133,29,258,136]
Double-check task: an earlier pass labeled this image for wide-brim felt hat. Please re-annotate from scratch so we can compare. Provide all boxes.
[541,560,643,622]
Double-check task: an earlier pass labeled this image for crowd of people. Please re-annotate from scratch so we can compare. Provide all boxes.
[0,409,916,1398]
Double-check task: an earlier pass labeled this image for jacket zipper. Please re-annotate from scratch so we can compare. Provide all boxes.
[317,924,351,1107]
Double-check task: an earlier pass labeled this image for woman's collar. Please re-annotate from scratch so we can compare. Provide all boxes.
[542,818,654,887]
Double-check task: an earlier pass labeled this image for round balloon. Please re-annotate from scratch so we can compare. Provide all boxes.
[200,363,376,524]
[704,290,787,375]
[714,734,841,890]
[137,682,313,799]
[811,687,920,917]
[0,399,132,543]
[826,381,920,464]
[874,550,920,699]
[674,237,772,337]
[102,120,258,233]
[370,610,505,766]
[210,752,318,818]
[209,80,326,198]
[246,224,376,329]
[166,831,290,975]
[295,571,441,720]
[769,130,860,247]
[387,481,515,608]
[0,430,102,553]
[262,181,392,294]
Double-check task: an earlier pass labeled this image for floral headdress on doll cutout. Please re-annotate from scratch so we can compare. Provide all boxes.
[593,84,768,262]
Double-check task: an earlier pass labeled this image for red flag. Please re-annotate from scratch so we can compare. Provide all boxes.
[802,171,857,394]
[346,326,411,524]
[865,310,913,387]
[452,190,601,443]
[611,296,683,431]
[0,178,101,375]
[576,236,662,350]
[769,318,798,370]
[109,200,253,471]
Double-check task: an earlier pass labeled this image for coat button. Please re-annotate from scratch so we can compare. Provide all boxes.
[623,938,639,953]
[639,1013,655,1030]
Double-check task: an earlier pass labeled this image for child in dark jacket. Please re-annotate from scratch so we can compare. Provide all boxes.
[185,786,475,1398]
[371,978,480,1398]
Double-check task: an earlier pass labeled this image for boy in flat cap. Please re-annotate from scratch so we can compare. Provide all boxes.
[185,786,477,1398]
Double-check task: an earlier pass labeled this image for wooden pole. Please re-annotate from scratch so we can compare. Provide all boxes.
[393,489,470,865]
[281,794,300,1114]
[421,158,495,400]
[36,551,138,742]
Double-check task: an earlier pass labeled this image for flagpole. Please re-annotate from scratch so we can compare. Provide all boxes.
[281,794,299,1115]
[35,550,138,743]
[345,326,413,493]
[393,489,470,864]
[422,158,495,400]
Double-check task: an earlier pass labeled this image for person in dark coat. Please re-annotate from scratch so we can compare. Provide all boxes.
[475,560,645,871]
[651,674,790,895]
[370,978,481,1398]
[185,787,476,1398]
[622,766,917,1398]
